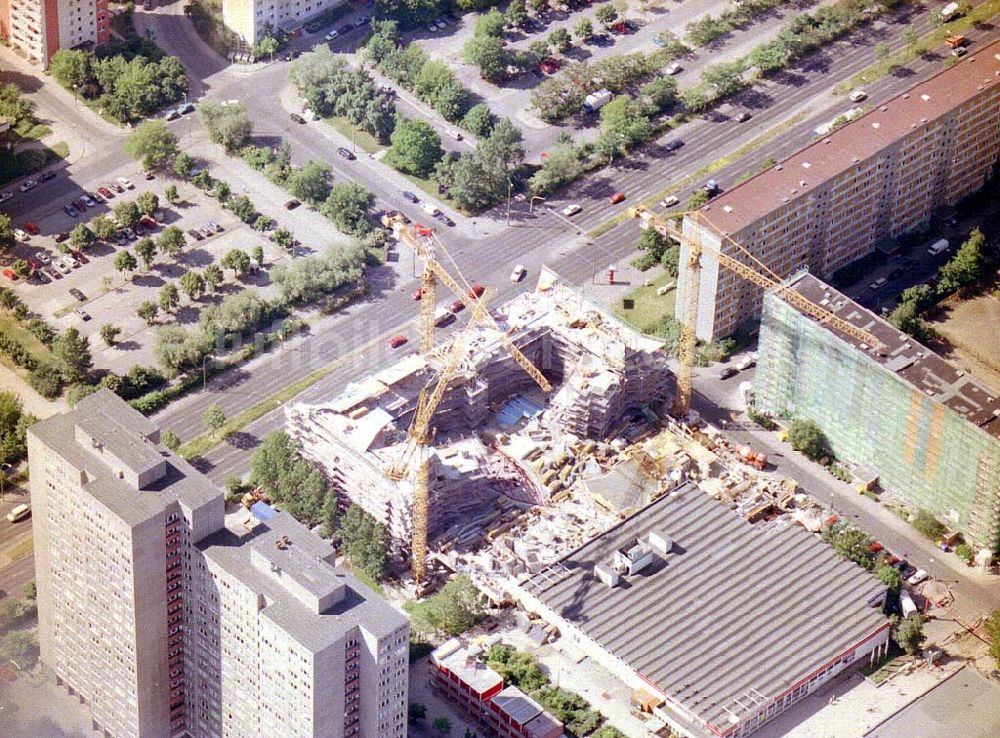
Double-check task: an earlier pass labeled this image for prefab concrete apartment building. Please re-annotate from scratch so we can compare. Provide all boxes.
[0,0,109,65]
[512,484,890,738]
[756,273,1000,551]
[679,41,1000,341]
[27,390,409,738]
[222,0,343,45]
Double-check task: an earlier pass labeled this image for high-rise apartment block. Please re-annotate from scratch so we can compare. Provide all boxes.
[221,0,344,45]
[28,389,409,738]
[679,41,1000,341]
[756,273,1000,551]
[0,0,109,66]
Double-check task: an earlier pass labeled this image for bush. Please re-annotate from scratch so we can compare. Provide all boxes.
[911,509,946,540]
[28,361,62,398]
[787,418,828,461]
[955,543,973,564]
[747,407,776,431]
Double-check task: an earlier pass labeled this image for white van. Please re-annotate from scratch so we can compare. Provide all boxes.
[433,306,454,327]
[6,503,30,523]
[927,238,949,255]
[899,590,917,618]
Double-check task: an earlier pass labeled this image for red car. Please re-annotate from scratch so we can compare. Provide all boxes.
[412,288,423,301]
[539,58,560,75]
[450,299,465,314]
[71,250,88,264]
[98,186,114,199]
[609,192,625,204]
[3,268,18,281]
[389,335,408,348]
[22,222,39,235]
[140,215,158,229]
[468,284,485,298]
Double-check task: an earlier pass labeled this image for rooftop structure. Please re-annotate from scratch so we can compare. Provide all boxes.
[756,272,1000,550]
[678,41,1000,340]
[288,272,673,549]
[514,483,890,738]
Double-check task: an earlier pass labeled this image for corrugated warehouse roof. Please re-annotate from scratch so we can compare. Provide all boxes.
[524,484,888,734]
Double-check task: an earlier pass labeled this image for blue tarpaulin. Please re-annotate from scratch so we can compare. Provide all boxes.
[250,501,278,521]
[497,396,545,428]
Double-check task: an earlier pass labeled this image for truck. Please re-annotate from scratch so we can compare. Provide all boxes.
[737,444,768,470]
[583,89,613,113]
[927,238,949,255]
[946,34,968,48]
[939,2,960,21]
[899,590,918,618]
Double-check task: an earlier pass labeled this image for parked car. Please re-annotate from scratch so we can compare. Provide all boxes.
[325,29,340,40]
[53,260,71,275]
[61,254,79,268]
[140,215,158,229]
[63,204,78,218]
[402,190,419,203]
[34,251,50,264]
[0,191,12,203]
[389,334,408,348]
[907,569,929,586]
[74,198,89,212]
[665,62,683,75]
[290,113,306,124]
[179,103,195,115]
[338,24,353,34]
[889,267,905,280]
[143,170,156,180]
[849,89,868,103]
[661,195,680,208]
[199,227,214,239]
[449,299,465,313]
[19,179,36,192]
[719,366,738,380]
[337,147,356,160]
[117,177,134,189]
[33,269,49,283]
[165,109,181,121]
[208,221,224,233]
[111,181,126,193]
[869,277,888,291]
[13,228,28,242]
[609,192,625,204]
[510,264,527,282]
[54,232,70,243]
[355,15,370,26]
[187,228,204,241]
[468,284,485,298]
[664,140,683,152]
[420,202,441,217]
[39,171,56,182]
[561,203,582,217]
[734,111,752,122]
[80,194,97,208]
[70,250,87,264]
[44,267,60,280]
[74,308,91,321]
[2,268,18,281]
[435,212,454,227]
[284,199,301,210]
[704,179,720,194]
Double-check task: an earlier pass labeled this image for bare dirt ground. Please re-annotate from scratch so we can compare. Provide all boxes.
[928,290,1000,394]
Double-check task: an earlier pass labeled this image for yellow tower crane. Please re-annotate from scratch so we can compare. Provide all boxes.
[631,207,883,418]
[384,217,551,582]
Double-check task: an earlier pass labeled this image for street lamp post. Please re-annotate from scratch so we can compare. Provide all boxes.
[202,353,217,391]
[506,180,513,226]
[529,196,544,214]
[0,463,12,502]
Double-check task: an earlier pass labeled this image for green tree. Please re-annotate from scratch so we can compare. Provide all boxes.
[937,228,984,296]
[124,119,179,170]
[180,270,206,300]
[574,17,594,40]
[11,259,30,279]
[475,8,506,38]
[387,118,443,177]
[192,169,213,190]
[321,182,375,236]
[52,327,93,384]
[433,717,452,735]
[136,301,159,325]
[875,563,902,596]
[99,323,122,347]
[154,325,209,376]
[408,702,427,723]
[161,429,181,451]
[985,610,1000,667]
[270,227,294,250]
[199,100,253,152]
[405,574,485,636]
[69,223,96,251]
[463,36,510,82]
[49,49,91,90]
[873,41,891,60]
[595,4,618,27]
[529,143,582,195]
[136,237,157,270]
[288,160,333,205]
[462,103,496,137]
[165,184,179,204]
[529,39,550,61]
[137,191,159,216]
[0,629,38,668]
[319,490,337,539]
[203,403,226,436]
[229,194,257,224]
[549,28,572,54]
[159,282,180,313]
[822,523,874,571]
[253,214,275,233]
[173,152,194,179]
[113,200,141,231]
[339,504,389,582]
[0,213,15,253]
[787,418,828,461]
[892,614,925,655]
[90,215,119,242]
[912,509,946,540]
[249,430,332,524]
[702,61,746,98]
[251,244,264,266]
[212,179,232,204]
[505,0,528,29]
[157,226,186,258]
[203,263,224,292]
[113,249,138,281]
[902,26,918,46]
[221,249,252,278]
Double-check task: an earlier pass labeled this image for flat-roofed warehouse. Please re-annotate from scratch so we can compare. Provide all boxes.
[511,484,890,738]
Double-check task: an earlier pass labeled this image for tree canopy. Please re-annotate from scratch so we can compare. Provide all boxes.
[339,504,390,582]
[387,118,443,177]
[124,120,179,170]
[405,575,485,636]
[787,418,828,460]
[250,431,334,525]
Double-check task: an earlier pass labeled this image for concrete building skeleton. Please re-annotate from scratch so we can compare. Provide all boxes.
[679,41,1000,341]
[287,275,673,549]
[755,272,1000,551]
[28,390,409,738]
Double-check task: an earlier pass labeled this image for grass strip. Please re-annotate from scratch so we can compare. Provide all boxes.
[835,0,1000,94]
[324,117,383,154]
[587,110,809,239]
[4,537,34,562]
[613,273,677,332]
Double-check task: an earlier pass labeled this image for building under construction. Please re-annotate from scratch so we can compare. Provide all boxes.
[287,270,674,552]
[756,273,1000,551]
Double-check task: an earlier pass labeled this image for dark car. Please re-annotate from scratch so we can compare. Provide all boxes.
[734,111,752,122]
[435,212,454,227]
[337,147,356,161]
[187,228,204,241]
[63,204,78,218]
[285,199,301,210]
[450,299,465,314]
[402,190,419,203]
[290,113,306,124]
[664,140,682,152]
[74,308,91,321]
[69,287,87,302]
[355,15,370,26]
[179,103,195,115]
[39,171,56,182]
[719,366,738,380]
